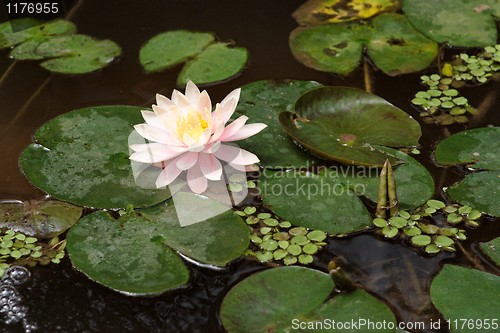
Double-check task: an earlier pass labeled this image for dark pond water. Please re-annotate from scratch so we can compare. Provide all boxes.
[0,0,499,332]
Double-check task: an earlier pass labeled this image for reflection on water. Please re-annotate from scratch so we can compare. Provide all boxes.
[0,0,499,332]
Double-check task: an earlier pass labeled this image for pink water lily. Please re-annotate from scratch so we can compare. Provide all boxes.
[129,81,267,194]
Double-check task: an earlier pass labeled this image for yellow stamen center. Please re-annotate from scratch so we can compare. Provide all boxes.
[176,111,208,141]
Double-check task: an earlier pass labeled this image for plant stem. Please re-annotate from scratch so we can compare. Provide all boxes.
[375,161,388,218]
[456,242,485,271]
[363,57,373,93]
[0,61,17,87]
[386,161,399,217]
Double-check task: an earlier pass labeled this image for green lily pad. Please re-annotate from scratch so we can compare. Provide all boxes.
[341,148,434,209]
[435,127,500,170]
[0,199,82,238]
[233,80,322,168]
[34,34,122,74]
[446,171,500,217]
[259,170,372,235]
[20,105,171,209]
[67,210,190,296]
[403,0,500,47]
[480,237,500,266]
[431,265,500,332]
[177,43,248,86]
[220,266,396,333]
[0,18,76,58]
[140,192,250,267]
[293,0,400,26]
[289,13,437,76]
[139,30,214,73]
[280,86,421,167]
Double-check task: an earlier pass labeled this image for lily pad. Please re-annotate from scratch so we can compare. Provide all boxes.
[446,171,500,217]
[34,34,122,74]
[435,127,500,170]
[139,30,248,86]
[139,30,214,73]
[0,18,76,58]
[20,105,171,209]
[67,193,249,295]
[0,199,82,238]
[431,265,500,332]
[289,13,438,76]
[403,0,500,47]
[177,43,248,86]
[280,86,421,167]
[480,237,500,266]
[67,210,190,296]
[293,0,400,26]
[233,80,322,168]
[259,170,372,235]
[220,266,396,333]
[341,148,434,209]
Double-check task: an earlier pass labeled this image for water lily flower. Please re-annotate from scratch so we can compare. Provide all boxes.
[129,81,267,194]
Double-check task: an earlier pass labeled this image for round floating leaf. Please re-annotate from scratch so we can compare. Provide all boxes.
[435,127,500,170]
[0,199,82,238]
[431,265,500,332]
[34,34,121,74]
[403,0,500,47]
[140,192,250,267]
[139,30,214,73]
[0,18,76,56]
[293,0,400,25]
[67,211,189,296]
[177,43,248,86]
[447,171,500,217]
[480,237,500,266]
[20,105,171,209]
[289,13,437,76]
[233,80,322,168]
[259,170,372,235]
[220,266,396,333]
[340,148,434,209]
[280,86,421,167]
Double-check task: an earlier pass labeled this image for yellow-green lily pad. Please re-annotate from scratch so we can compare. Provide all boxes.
[280,86,421,167]
[220,266,396,333]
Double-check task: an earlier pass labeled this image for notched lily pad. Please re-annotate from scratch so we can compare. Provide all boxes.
[431,264,500,332]
[403,0,500,47]
[435,127,500,170]
[280,86,421,167]
[289,13,437,76]
[20,105,171,209]
[0,199,82,238]
[446,171,500,217]
[233,80,322,168]
[177,42,248,86]
[293,0,400,26]
[67,210,190,296]
[259,170,372,235]
[220,266,396,333]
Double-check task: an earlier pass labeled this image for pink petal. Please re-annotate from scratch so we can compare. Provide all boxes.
[155,157,183,188]
[176,152,199,170]
[220,123,268,142]
[184,80,201,102]
[217,115,248,141]
[186,163,208,194]
[211,88,240,128]
[214,144,260,165]
[202,141,221,154]
[199,153,223,180]
[134,124,172,144]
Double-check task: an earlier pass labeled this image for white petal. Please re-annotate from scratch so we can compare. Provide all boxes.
[214,144,260,165]
[185,80,201,102]
[141,110,164,128]
[186,163,208,194]
[171,89,192,108]
[220,123,268,142]
[134,124,172,144]
[199,153,223,181]
[176,152,199,170]
[211,88,240,128]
